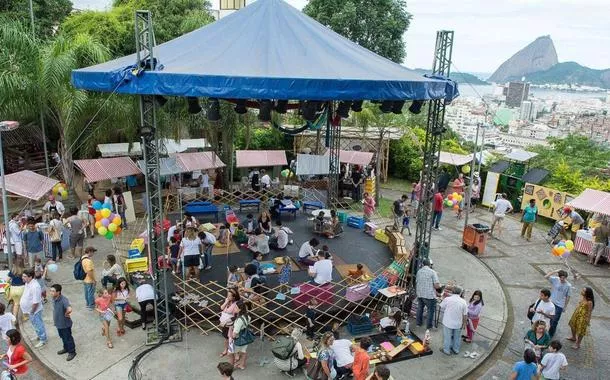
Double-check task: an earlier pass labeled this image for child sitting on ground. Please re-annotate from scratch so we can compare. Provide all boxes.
[227,265,241,288]
[33,256,48,302]
[217,223,231,247]
[278,256,292,293]
[233,224,248,245]
[348,263,366,280]
[324,210,341,239]
[245,214,255,234]
[250,252,264,276]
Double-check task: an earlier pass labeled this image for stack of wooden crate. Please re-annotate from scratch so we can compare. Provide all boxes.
[385,227,409,259]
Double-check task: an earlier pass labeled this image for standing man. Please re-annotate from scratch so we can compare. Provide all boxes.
[544,270,571,337]
[82,247,97,310]
[21,269,47,348]
[490,193,513,238]
[43,195,65,219]
[415,258,441,329]
[440,287,468,355]
[590,219,609,266]
[65,207,86,259]
[23,220,45,268]
[521,199,538,242]
[412,181,422,211]
[392,195,408,231]
[49,284,76,361]
[530,288,555,330]
[351,166,363,202]
[199,171,210,198]
[432,190,444,231]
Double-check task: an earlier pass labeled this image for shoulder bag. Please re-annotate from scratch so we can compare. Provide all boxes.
[305,358,328,380]
[527,299,541,321]
[233,316,255,346]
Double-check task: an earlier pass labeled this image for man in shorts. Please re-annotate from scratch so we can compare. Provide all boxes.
[490,193,513,238]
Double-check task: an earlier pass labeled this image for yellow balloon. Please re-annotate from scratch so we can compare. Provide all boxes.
[452,192,458,198]
[565,240,574,251]
[101,209,111,218]
[112,217,122,226]
[95,221,102,229]
[98,226,108,236]
[108,223,118,232]
[61,190,68,199]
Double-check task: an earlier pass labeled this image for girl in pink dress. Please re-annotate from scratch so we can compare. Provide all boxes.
[363,192,376,222]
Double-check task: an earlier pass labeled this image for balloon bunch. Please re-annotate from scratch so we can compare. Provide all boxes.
[92,200,122,240]
[445,192,463,210]
[551,239,574,259]
[52,182,69,200]
[280,169,294,178]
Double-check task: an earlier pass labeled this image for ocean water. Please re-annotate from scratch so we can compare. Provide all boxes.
[458,84,607,101]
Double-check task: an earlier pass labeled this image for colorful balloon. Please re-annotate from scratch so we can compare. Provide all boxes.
[565,240,574,251]
[103,203,112,210]
[105,231,114,240]
[101,208,111,218]
[557,241,566,247]
[462,165,471,174]
[98,226,108,236]
[115,227,122,235]
[108,223,118,232]
[112,217,122,226]
[453,205,459,210]
[93,201,102,210]
[57,187,64,194]
[447,194,454,200]
[561,251,571,259]
[47,263,59,273]
[94,221,102,229]
[95,213,102,222]
[101,218,110,227]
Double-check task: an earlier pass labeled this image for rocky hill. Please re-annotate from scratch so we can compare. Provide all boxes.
[488,36,558,83]
[507,62,610,89]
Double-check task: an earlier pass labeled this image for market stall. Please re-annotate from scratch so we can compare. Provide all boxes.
[567,188,610,259]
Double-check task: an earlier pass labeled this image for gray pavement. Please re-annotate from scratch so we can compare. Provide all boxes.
[18,199,609,379]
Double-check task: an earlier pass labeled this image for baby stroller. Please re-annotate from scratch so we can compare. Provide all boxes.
[546,221,564,245]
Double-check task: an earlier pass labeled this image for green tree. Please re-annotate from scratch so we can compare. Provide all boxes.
[0,0,72,39]
[0,21,135,185]
[303,0,411,63]
[61,0,215,57]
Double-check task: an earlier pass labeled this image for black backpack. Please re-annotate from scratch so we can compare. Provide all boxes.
[271,336,296,360]
[73,258,86,280]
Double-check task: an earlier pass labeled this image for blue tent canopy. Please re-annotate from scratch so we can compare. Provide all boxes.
[71,0,458,101]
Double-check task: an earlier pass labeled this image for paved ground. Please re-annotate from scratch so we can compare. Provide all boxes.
[17,192,609,379]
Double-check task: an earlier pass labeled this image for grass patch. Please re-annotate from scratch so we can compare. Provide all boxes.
[377,197,394,218]
[380,177,413,192]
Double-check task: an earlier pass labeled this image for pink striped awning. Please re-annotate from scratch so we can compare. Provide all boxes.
[235,150,287,168]
[0,170,59,200]
[175,152,226,171]
[74,157,142,183]
[325,150,374,167]
[567,189,610,216]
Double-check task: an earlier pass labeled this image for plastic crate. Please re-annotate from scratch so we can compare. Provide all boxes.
[370,276,389,296]
[337,211,348,223]
[347,216,365,229]
[125,257,149,273]
[347,315,373,335]
[375,229,389,244]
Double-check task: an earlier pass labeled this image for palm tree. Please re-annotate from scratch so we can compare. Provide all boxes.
[0,21,135,185]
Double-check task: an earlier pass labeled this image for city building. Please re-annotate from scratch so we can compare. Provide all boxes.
[520,100,533,121]
[505,81,530,108]
[498,132,549,148]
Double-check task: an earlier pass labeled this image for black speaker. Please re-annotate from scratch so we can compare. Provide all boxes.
[207,98,221,121]
[187,97,202,114]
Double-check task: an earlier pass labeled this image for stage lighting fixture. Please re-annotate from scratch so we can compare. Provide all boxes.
[392,100,406,114]
[301,101,320,121]
[154,95,168,107]
[351,100,363,112]
[258,100,273,122]
[187,97,202,114]
[379,100,393,113]
[234,99,247,114]
[207,98,221,121]
[336,101,352,119]
[409,100,425,114]
[275,100,288,114]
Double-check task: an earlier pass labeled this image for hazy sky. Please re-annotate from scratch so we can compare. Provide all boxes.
[73,0,610,74]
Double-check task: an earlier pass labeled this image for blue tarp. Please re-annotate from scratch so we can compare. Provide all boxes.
[71,0,458,101]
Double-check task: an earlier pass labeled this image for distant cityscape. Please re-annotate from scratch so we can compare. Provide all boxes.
[446,81,610,150]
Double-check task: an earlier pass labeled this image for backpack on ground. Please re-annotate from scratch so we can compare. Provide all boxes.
[271,336,296,360]
[73,258,86,280]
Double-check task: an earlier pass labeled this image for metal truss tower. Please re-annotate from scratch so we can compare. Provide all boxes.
[326,102,341,206]
[412,31,454,277]
[135,10,180,344]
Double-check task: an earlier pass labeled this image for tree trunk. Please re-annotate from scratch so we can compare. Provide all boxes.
[58,135,74,187]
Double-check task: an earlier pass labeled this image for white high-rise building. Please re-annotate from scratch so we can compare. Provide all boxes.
[520,101,533,121]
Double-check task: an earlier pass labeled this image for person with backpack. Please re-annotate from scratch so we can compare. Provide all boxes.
[272,327,306,376]
[23,220,44,269]
[48,213,64,261]
[75,247,97,310]
[230,300,253,370]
